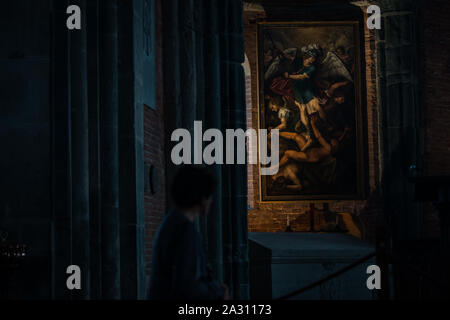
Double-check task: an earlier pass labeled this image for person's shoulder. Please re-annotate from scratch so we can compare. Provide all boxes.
[159,209,182,227]
[278,107,290,117]
[153,210,191,247]
[160,210,194,234]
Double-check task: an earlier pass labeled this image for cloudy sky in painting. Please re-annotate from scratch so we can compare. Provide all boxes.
[263,24,355,56]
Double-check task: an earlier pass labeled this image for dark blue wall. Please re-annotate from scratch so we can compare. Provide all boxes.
[0,0,52,298]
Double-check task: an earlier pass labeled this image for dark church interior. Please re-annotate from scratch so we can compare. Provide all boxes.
[1,0,450,304]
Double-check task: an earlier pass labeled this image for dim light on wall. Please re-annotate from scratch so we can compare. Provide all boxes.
[283,211,307,232]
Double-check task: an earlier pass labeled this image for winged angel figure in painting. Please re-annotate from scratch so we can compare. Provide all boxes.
[264,42,356,194]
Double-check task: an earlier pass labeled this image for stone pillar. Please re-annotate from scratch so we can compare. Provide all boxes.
[162,0,181,191]
[86,0,102,300]
[218,0,249,300]
[161,0,249,300]
[374,0,423,242]
[118,0,146,299]
[69,0,90,299]
[193,0,208,242]
[203,0,224,283]
[52,0,73,300]
[179,0,197,131]
[374,0,424,298]
[100,0,121,299]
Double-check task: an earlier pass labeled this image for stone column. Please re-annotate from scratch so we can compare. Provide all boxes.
[161,0,249,300]
[70,0,90,299]
[203,0,224,283]
[162,0,182,191]
[86,0,102,300]
[118,0,146,299]
[231,0,249,300]
[374,0,423,242]
[179,0,197,131]
[51,0,73,300]
[374,0,424,298]
[100,0,121,299]
[193,0,208,241]
[218,0,249,300]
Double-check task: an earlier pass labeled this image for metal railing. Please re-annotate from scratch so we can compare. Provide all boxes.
[275,249,449,300]
[276,252,376,300]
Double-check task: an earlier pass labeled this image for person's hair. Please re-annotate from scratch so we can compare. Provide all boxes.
[268,95,283,109]
[336,46,346,55]
[332,87,346,100]
[303,52,316,61]
[170,165,217,209]
[303,48,320,61]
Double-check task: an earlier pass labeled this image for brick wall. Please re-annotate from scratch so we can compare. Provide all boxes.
[144,0,166,276]
[244,5,383,241]
[420,0,450,237]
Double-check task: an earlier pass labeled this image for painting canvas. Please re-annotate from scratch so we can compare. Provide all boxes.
[258,22,365,201]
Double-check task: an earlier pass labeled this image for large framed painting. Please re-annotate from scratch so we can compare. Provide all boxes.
[258,21,365,201]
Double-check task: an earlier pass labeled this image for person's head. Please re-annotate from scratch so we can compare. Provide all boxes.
[268,95,283,112]
[302,47,320,67]
[170,165,217,215]
[284,50,297,62]
[302,53,316,67]
[333,95,345,105]
[336,46,346,56]
[332,87,347,105]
